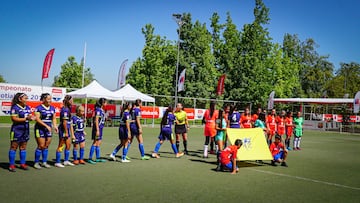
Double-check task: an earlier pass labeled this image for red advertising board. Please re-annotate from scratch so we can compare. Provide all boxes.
[141,106,159,119]
[183,108,195,120]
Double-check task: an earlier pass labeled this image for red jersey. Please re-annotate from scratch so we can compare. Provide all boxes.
[203,109,218,137]
[285,117,293,136]
[267,115,277,130]
[220,145,238,164]
[251,114,258,123]
[269,142,285,157]
[277,116,285,135]
[240,114,252,128]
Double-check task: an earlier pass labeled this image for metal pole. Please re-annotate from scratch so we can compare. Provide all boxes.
[82,42,87,88]
[175,30,180,105]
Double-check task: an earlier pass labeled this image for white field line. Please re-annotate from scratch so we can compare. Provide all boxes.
[250,168,360,191]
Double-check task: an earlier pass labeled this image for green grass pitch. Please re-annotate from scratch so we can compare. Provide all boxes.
[0,125,359,203]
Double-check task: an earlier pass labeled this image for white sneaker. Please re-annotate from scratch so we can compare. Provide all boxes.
[34,162,42,169]
[109,154,117,161]
[152,153,160,158]
[63,161,74,166]
[121,159,131,163]
[42,162,51,168]
[55,163,65,168]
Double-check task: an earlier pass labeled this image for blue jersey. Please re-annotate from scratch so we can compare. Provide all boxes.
[58,107,71,135]
[72,115,85,143]
[130,107,141,129]
[10,104,31,141]
[72,115,85,134]
[228,112,241,128]
[34,104,56,129]
[92,107,105,129]
[162,113,175,129]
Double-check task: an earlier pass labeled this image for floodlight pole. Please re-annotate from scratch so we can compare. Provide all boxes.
[173,13,184,106]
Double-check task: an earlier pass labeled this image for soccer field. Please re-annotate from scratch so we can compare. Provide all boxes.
[0,126,359,203]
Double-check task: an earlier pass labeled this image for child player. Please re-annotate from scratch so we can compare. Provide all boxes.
[151,106,184,158]
[266,108,277,146]
[88,98,107,164]
[285,111,294,150]
[293,111,304,150]
[55,95,74,168]
[8,93,35,172]
[34,93,58,169]
[240,107,252,128]
[72,106,86,165]
[218,139,243,174]
[269,135,288,167]
[276,110,286,141]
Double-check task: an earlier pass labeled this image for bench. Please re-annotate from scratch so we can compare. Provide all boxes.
[110,116,122,127]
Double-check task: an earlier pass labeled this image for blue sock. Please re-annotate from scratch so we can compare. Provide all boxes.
[42,149,48,163]
[35,148,41,163]
[56,151,61,163]
[80,148,85,160]
[112,144,122,156]
[127,143,131,152]
[122,146,128,160]
[171,143,178,154]
[154,142,161,153]
[89,145,95,160]
[9,150,16,165]
[95,146,100,159]
[73,149,78,161]
[20,150,26,164]
[64,150,70,161]
[139,143,145,157]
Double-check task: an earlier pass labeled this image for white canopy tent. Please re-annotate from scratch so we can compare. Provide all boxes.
[67,80,123,125]
[113,84,155,102]
[67,80,121,100]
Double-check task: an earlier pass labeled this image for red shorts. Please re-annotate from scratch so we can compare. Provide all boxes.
[204,127,216,137]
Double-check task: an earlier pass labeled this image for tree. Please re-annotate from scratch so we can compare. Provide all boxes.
[53,56,94,89]
[0,74,6,83]
[326,62,360,98]
[127,24,176,106]
[178,13,218,108]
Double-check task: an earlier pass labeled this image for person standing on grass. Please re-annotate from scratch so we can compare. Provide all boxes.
[276,110,286,141]
[269,135,288,167]
[223,104,231,147]
[228,104,240,129]
[174,103,190,154]
[109,102,132,162]
[34,93,58,169]
[293,111,304,150]
[8,93,35,172]
[127,99,150,160]
[55,95,75,168]
[88,98,107,164]
[202,100,218,158]
[152,106,184,158]
[285,111,294,150]
[240,107,252,128]
[218,139,243,174]
[266,108,277,146]
[72,106,86,165]
[214,109,227,171]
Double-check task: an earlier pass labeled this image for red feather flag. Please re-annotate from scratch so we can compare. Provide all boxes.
[42,48,55,80]
[216,74,226,95]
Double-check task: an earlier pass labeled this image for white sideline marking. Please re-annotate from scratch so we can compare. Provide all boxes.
[250,168,360,191]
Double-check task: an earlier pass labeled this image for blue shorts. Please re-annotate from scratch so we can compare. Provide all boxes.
[35,127,52,138]
[10,128,30,142]
[130,125,139,137]
[159,128,174,141]
[118,126,128,140]
[58,128,71,139]
[215,131,225,142]
[224,162,238,171]
[230,124,240,128]
[274,151,284,161]
[73,132,85,144]
[92,127,103,140]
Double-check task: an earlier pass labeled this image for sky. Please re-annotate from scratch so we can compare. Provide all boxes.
[0,0,359,90]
